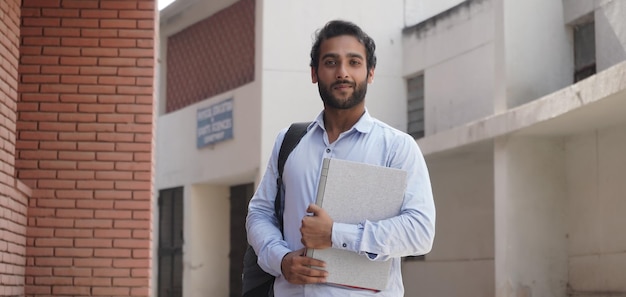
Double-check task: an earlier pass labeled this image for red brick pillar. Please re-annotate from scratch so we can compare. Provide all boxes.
[17,1,156,296]
[0,0,30,296]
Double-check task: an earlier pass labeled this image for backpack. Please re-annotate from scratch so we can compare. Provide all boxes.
[242,122,311,297]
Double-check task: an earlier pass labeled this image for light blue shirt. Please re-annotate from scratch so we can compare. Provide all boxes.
[246,109,436,297]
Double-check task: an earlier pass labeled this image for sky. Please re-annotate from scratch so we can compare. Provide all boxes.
[158,0,176,10]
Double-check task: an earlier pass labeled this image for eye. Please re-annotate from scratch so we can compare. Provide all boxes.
[324,60,337,66]
[350,60,362,66]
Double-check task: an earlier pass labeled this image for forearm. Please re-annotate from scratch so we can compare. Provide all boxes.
[246,209,291,276]
[330,207,435,260]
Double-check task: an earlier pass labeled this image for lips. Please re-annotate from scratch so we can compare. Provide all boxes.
[332,81,355,89]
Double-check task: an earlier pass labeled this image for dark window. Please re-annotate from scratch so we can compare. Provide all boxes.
[407,74,425,139]
[158,187,184,297]
[229,183,255,297]
[573,20,596,82]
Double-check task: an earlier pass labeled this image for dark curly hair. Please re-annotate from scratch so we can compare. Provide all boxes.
[309,20,377,73]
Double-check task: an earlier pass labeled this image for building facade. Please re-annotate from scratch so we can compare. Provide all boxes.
[158,0,625,296]
[0,0,156,296]
[157,0,408,295]
[403,0,626,296]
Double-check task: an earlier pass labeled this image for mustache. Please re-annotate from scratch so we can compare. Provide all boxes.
[331,80,355,88]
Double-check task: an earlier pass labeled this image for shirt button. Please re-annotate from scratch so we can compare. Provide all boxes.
[326,148,331,153]
[342,243,347,248]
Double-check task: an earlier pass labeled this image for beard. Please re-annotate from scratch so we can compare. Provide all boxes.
[318,78,368,109]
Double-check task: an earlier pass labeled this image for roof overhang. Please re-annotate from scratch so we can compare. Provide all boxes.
[418,60,626,158]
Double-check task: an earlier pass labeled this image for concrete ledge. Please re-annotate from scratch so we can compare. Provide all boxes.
[418,60,626,156]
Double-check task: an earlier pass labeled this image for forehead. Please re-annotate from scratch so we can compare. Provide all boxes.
[319,35,366,58]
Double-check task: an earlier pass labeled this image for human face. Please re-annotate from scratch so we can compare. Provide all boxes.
[311,35,375,110]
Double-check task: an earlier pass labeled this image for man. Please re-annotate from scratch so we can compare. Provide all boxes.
[246,20,435,296]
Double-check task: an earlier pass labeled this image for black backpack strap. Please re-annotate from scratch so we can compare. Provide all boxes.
[274,122,311,227]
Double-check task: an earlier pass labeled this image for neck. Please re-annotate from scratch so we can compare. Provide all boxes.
[323,104,365,143]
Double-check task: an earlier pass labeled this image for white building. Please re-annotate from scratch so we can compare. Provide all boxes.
[156,0,626,296]
[403,0,626,296]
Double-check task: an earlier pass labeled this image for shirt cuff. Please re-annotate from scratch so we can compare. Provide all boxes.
[269,245,291,276]
[331,222,362,252]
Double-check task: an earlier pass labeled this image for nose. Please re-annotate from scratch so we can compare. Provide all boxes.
[336,64,348,79]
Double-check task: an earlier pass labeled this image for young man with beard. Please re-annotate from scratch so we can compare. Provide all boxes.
[246,20,436,296]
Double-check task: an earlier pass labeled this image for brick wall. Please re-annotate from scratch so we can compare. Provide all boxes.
[166,0,254,112]
[0,0,29,296]
[17,0,156,296]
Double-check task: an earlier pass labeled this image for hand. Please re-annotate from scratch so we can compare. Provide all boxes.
[281,248,328,284]
[300,204,333,249]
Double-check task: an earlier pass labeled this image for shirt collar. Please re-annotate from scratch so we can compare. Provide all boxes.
[312,107,374,134]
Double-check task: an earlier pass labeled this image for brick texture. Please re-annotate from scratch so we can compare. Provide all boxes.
[16,0,156,296]
[166,0,254,112]
[1,0,29,296]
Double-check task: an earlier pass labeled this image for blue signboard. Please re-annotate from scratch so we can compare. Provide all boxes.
[197,98,233,148]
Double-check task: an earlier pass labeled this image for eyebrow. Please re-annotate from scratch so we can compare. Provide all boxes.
[321,52,364,61]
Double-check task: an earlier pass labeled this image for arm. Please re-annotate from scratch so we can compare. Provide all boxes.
[346,135,435,259]
[300,135,436,260]
[246,130,328,283]
[246,131,291,276]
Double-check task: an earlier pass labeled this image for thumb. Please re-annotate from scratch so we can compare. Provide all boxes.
[306,204,322,215]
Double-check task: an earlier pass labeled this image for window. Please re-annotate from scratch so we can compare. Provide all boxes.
[407,74,425,139]
[573,19,596,82]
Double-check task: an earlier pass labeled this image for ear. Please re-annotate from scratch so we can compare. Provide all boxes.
[367,67,375,84]
[311,67,318,83]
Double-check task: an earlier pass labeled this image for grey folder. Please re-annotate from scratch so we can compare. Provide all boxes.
[306,158,407,291]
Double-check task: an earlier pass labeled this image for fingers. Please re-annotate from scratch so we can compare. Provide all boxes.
[300,206,333,249]
[286,265,328,284]
[300,251,327,269]
[282,249,328,285]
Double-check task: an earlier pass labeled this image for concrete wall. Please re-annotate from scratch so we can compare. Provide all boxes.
[501,0,573,108]
[566,124,626,295]
[404,144,495,297]
[494,136,568,297]
[563,0,594,24]
[425,45,494,133]
[155,84,262,189]
[405,0,467,27]
[403,0,495,135]
[594,0,626,72]
[184,184,230,297]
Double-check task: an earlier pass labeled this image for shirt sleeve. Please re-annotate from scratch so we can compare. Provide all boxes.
[331,134,436,261]
[331,222,362,251]
[245,129,291,276]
